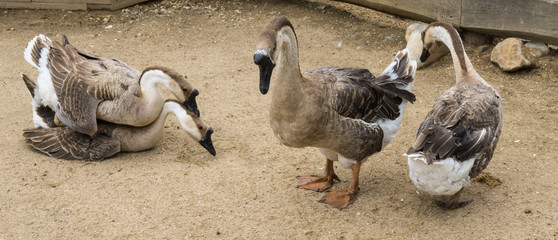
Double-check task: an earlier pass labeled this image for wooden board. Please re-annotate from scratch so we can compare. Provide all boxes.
[335,0,558,45]
[461,0,558,45]
[336,0,461,26]
[0,2,87,10]
[0,0,147,10]
[88,0,147,10]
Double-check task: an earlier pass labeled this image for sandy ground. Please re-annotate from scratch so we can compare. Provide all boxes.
[1,0,557,238]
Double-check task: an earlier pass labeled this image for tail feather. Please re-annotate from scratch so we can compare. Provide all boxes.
[373,49,417,103]
[21,73,36,97]
[24,34,52,69]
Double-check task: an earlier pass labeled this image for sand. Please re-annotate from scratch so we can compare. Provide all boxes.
[0,0,557,238]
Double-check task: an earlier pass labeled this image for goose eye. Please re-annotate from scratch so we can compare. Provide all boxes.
[198,126,203,130]
[182,88,188,92]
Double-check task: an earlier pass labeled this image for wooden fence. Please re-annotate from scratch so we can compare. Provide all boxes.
[337,0,558,45]
[0,0,148,10]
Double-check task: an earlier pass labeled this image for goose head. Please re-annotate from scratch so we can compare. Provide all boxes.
[421,22,460,62]
[166,100,216,156]
[253,17,296,95]
[421,22,473,78]
[141,66,201,117]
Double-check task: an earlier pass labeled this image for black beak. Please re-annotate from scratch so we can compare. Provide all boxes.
[185,88,200,117]
[254,53,275,95]
[420,48,431,62]
[198,127,216,156]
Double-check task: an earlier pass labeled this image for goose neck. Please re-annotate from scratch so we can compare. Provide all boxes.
[139,69,171,98]
[433,27,480,83]
[271,26,305,110]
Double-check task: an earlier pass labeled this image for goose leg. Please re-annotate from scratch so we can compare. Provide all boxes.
[434,188,472,210]
[296,159,339,192]
[319,161,361,210]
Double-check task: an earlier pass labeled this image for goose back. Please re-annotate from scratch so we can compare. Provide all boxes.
[407,82,502,178]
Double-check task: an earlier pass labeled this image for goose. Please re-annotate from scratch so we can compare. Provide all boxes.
[253,17,417,209]
[406,22,503,209]
[23,99,216,161]
[23,34,200,137]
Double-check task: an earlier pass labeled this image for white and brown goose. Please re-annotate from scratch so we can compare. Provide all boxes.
[23,34,200,136]
[406,22,503,209]
[23,99,215,161]
[253,17,417,209]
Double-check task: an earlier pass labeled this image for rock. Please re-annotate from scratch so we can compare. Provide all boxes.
[490,38,536,72]
[525,41,550,58]
[405,23,449,69]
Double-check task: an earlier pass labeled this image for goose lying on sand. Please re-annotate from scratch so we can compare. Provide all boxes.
[24,34,200,137]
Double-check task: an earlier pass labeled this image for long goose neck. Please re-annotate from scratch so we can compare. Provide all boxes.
[150,101,202,140]
[113,101,176,151]
[272,26,305,111]
[139,70,170,103]
[432,26,483,84]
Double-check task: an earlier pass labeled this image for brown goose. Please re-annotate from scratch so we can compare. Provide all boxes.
[253,17,417,209]
[23,99,215,161]
[23,34,200,136]
[406,22,503,209]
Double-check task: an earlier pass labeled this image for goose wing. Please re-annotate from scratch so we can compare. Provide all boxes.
[23,127,120,161]
[304,65,414,123]
[48,37,138,135]
[407,86,502,176]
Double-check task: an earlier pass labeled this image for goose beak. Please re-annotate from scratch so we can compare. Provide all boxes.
[185,88,200,117]
[199,127,216,156]
[253,52,275,95]
[420,48,431,62]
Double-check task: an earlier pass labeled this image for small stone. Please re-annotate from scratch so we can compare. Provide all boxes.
[490,38,536,72]
[525,42,550,58]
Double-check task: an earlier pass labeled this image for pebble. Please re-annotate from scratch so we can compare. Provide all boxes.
[490,38,536,72]
[525,41,550,58]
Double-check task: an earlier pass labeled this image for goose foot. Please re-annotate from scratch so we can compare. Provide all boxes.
[318,190,357,210]
[318,161,361,210]
[296,158,339,192]
[296,174,339,192]
[434,188,472,209]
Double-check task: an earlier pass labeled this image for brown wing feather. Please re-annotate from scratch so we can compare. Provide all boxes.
[304,64,415,124]
[23,127,120,161]
[407,84,502,175]
[53,70,101,136]
[47,36,141,135]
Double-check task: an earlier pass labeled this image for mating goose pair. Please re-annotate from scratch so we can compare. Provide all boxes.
[22,35,216,160]
[254,17,502,209]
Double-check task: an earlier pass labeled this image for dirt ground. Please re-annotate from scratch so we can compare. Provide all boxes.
[1,0,557,238]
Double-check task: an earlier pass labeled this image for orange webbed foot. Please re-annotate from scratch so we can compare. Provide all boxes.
[296,174,339,192]
[318,189,357,210]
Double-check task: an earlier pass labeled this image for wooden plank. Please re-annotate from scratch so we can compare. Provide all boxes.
[335,0,461,26]
[0,0,32,2]
[88,0,147,10]
[0,2,86,10]
[461,0,558,45]
[31,0,112,4]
